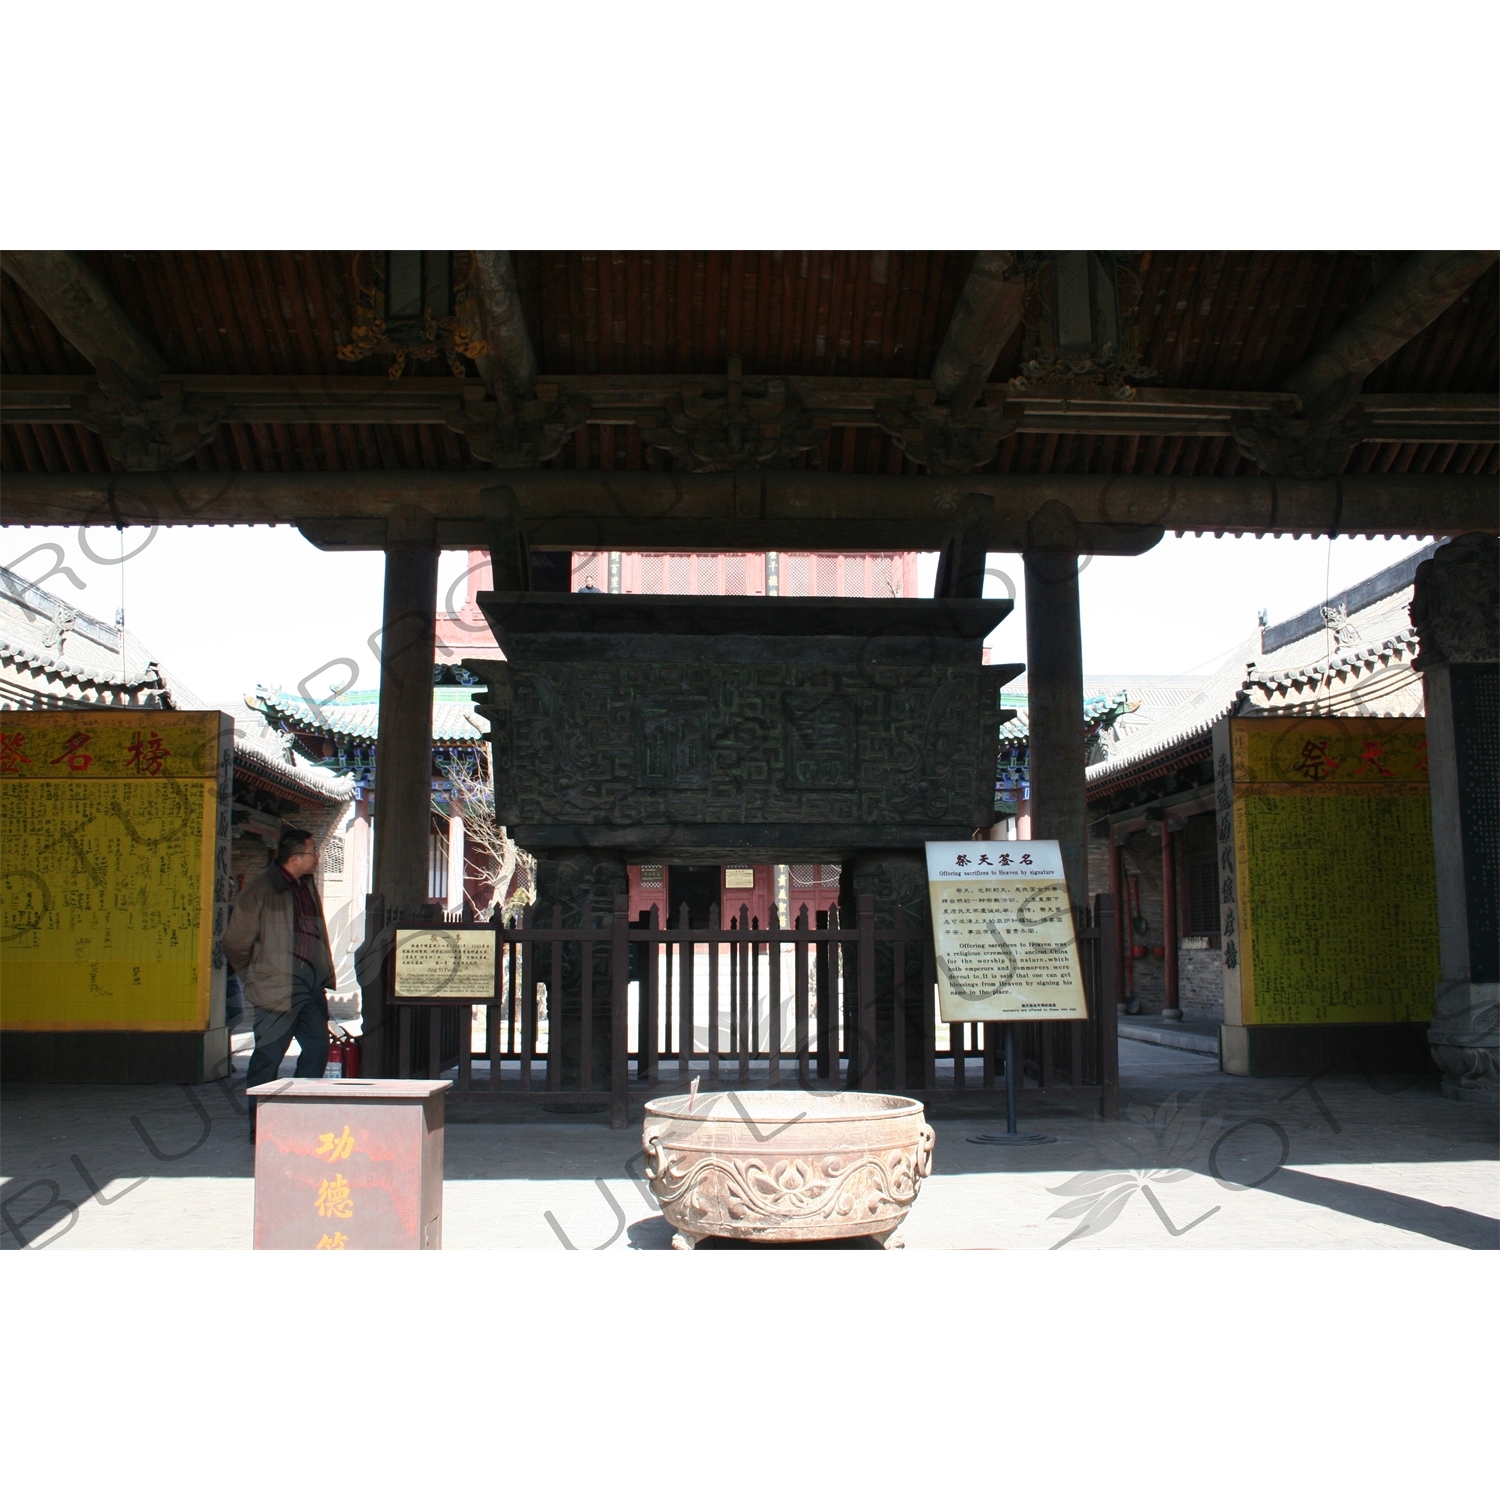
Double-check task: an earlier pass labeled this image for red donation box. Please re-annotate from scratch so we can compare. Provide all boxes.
[249,1079,451,1250]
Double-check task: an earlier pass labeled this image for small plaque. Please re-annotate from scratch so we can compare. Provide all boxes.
[724,868,756,889]
[925,840,1088,1022]
[394,928,497,999]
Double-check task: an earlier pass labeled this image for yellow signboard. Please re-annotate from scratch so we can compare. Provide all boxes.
[925,840,1089,1022]
[1215,717,1438,1027]
[1,711,232,1031]
[1237,720,1430,787]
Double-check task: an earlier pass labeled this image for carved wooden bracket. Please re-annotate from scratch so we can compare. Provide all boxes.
[874,380,1019,475]
[634,357,826,472]
[1228,398,1371,480]
[448,382,592,468]
[73,365,224,471]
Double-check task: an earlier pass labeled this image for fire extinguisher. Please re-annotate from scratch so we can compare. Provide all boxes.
[324,1021,362,1079]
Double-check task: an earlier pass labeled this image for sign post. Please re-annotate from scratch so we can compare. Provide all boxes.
[926,840,1088,1143]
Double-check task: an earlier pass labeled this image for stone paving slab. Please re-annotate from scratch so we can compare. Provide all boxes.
[3,1041,1495,1251]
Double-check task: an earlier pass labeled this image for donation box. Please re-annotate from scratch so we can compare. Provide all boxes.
[249,1079,451,1250]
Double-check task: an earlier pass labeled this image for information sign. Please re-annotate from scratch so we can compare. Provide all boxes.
[925,840,1088,1022]
[393,928,497,999]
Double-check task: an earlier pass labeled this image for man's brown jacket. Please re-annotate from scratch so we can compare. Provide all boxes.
[223,862,335,1014]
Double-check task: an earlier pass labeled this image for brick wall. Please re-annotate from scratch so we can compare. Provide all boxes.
[1092,828,1224,1018]
[1177,946,1224,1020]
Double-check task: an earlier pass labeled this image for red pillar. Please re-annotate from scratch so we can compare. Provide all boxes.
[1161,824,1182,1020]
[1109,834,1126,1014]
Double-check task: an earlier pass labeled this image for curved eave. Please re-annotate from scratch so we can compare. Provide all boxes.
[0,638,168,693]
[1085,732,1216,801]
[232,748,352,809]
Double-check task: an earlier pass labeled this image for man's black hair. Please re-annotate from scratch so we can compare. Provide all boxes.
[276,827,315,864]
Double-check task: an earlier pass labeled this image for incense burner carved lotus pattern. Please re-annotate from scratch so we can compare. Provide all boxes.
[641,1091,934,1248]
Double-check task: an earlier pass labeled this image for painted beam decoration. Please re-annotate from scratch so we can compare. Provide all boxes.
[0,710,232,1032]
[925,839,1088,1022]
[1213,716,1439,1026]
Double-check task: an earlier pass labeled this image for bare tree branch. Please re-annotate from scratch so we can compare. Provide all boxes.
[435,747,536,920]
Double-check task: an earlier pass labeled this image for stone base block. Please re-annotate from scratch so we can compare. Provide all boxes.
[533,851,628,1091]
[1427,980,1499,1103]
[1220,1022,1434,1079]
[1,1028,230,1084]
[840,852,931,1091]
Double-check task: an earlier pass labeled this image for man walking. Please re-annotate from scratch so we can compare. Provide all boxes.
[224,828,336,1138]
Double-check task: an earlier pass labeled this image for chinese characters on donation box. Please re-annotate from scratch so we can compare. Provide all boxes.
[925,840,1088,1023]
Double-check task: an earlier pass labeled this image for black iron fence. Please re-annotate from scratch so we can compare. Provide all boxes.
[364,892,1120,1128]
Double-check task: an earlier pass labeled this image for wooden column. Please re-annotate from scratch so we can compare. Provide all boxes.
[1161,823,1182,1020]
[1411,535,1500,1103]
[1109,834,1126,1014]
[1023,553,1087,909]
[364,507,438,1075]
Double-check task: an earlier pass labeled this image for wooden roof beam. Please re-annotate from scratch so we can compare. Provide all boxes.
[928,252,1025,404]
[1,251,225,470]
[4,376,1493,447]
[470,251,538,400]
[1230,249,1499,477]
[1282,250,1499,417]
[3,469,1490,547]
[2,250,167,396]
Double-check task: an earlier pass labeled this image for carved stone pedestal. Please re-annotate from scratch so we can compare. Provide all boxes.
[1428,981,1500,1102]
[1411,534,1499,1104]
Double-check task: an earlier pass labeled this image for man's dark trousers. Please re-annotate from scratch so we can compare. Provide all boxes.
[247,960,331,1092]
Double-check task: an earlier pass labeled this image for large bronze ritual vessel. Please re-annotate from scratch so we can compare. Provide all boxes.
[469,591,1014,862]
[463,590,1017,1098]
[641,1090,934,1248]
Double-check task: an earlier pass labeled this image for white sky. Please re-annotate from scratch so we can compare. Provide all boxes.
[3,525,1434,704]
[960,532,1435,678]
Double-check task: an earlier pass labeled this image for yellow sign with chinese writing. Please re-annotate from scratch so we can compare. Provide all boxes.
[0,711,232,1031]
[925,840,1089,1022]
[1236,720,1430,787]
[1216,718,1438,1027]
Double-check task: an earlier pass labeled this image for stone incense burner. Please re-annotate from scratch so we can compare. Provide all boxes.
[641,1090,934,1249]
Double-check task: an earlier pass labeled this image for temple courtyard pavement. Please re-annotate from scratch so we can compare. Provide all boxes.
[3,1039,1495,1252]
